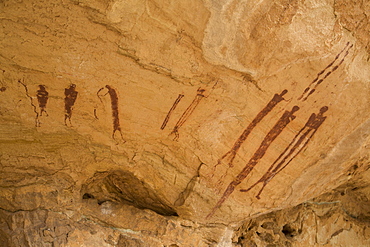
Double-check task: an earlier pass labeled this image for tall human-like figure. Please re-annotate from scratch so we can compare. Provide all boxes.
[216,89,288,169]
[240,106,328,199]
[207,105,299,219]
[97,85,125,142]
[170,88,206,141]
[64,84,78,126]
[37,85,49,117]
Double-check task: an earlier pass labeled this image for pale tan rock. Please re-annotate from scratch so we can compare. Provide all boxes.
[0,0,369,245]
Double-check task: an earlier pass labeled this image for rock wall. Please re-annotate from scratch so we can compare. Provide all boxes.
[0,0,369,246]
[234,161,370,247]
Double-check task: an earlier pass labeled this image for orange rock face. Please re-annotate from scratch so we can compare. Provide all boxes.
[0,0,369,246]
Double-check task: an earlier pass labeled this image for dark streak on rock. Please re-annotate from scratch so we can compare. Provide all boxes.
[174,163,203,206]
[18,79,40,127]
[331,228,344,238]
[93,108,98,119]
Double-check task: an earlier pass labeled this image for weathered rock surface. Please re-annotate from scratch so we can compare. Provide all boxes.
[0,0,369,246]
[234,163,370,247]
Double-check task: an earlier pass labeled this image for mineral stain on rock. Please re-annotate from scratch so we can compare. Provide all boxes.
[18,79,40,127]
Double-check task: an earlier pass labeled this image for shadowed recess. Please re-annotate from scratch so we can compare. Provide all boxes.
[81,170,178,217]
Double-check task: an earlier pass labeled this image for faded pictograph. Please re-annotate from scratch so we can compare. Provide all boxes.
[298,42,353,101]
[97,85,125,142]
[64,84,78,126]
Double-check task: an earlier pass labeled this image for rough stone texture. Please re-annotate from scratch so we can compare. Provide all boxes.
[0,0,369,246]
[233,163,370,247]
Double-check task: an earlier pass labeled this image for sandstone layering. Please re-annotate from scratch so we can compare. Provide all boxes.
[0,0,369,246]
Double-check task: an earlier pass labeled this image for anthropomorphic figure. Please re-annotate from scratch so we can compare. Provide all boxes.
[97,85,125,142]
[36,85,49,116]
[216,89,288,169]
[64,84,78,126]
[170,88,206,141]
[240,106,329,199]
[207,105,299,219]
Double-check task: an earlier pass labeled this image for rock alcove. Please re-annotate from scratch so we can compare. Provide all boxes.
[0,0,370,246]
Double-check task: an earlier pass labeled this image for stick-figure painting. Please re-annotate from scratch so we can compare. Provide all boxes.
[170,88,206,141]
[298,42,353,101]
[64,84,78,126]
[240,106,328,199]
[205,42,353,219]
[161,93,184,130]
[36,85,49,117]
[216,89,288,169]
[97,85,125,142]
[207,106,299,219]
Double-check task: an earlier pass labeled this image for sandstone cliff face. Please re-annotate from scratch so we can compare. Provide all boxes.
[0,0,369,246]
